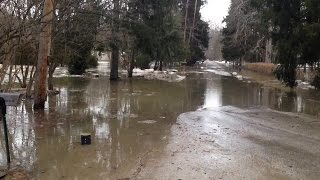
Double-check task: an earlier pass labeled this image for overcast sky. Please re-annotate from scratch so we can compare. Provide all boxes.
[200,0,231,28]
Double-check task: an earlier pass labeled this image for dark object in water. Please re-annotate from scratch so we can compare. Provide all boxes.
[81,133,91,145]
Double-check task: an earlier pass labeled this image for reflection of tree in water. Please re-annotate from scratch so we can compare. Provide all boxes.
[0,101,37,170]
[220,77,254,107]
[294,90,320,116]
[84,77,207,173]
[276,91,298,113]
[220,77,279,109]
[187,74,206,109]
[0,75,223,178]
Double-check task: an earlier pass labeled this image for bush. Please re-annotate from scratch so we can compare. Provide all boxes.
[68,56,87,75]
[311,74,320,89]
[68,54,98,75]
[87,55,98,68]
[136,53,151,69]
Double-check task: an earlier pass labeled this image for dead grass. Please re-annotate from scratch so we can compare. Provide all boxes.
[243,63,277,75]
[244,63,317,82]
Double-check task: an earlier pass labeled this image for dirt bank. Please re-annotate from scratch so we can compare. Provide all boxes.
[121,106,320,179]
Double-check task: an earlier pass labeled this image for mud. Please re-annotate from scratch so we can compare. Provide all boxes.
[130,106,320,179]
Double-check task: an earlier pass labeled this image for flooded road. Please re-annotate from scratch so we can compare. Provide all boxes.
[0,61,320,179]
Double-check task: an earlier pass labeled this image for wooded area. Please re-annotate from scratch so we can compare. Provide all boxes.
[0,0,209,109]
[221,0,320,88]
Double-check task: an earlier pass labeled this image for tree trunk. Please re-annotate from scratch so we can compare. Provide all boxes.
[188,0,198,44]
[159,61,163,71]
[33,0,54,109]
[6,65,14,91]
[154,61,159,71]
[48,69,54,90]
[110,0,120,81]
[110,46,119,80]
[48,62,57,90]
[26,66,35,98]
[265,38,272,63]
[128,50,135,78]
[23,65,30,88]
[183,0,189,42]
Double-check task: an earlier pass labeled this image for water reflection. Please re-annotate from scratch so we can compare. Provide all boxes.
[202,66,320,117]
[203,74,222,108]
[0,76,205,179]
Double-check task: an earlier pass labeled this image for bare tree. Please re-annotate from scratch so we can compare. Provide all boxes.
[0,0,41,92]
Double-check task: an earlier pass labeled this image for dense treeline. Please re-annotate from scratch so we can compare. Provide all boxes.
[222,0,320,88]
[0,0,209,109]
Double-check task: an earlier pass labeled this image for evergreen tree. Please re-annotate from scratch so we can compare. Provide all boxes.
[131,0,187,70]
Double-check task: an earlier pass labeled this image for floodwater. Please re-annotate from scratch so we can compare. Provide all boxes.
[0,61,320,179]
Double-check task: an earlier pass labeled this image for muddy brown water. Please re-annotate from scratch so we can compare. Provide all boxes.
[0,62,319,179]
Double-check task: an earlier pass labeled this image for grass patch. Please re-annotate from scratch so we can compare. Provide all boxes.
[243,63,277,75]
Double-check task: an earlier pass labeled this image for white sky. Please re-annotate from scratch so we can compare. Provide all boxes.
[200,0,231,28]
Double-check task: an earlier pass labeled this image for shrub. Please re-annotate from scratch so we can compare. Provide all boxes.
[68,56,88,75]
[136,53,151,69]
[87,55,98,68]
[68,54,98,75]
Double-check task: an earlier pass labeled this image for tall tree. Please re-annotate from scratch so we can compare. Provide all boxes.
[130,0,187,70]
[180,0,209,65]
[110,0,120,80]
[33,0,54,109]
[269,0,301,88]
[184,0,190,42]
[222,0,268,65]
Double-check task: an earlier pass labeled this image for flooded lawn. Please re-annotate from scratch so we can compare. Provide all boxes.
[0,61,320,179]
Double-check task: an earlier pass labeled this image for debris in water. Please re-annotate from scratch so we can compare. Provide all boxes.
[138,120,157,124]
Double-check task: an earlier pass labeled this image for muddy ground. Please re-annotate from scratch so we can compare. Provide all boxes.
[117,106,320,180]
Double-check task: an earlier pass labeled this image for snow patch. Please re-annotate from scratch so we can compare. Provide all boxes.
[204,69,232,77]
[138,120,157,124]
[202,60,216,66]
[236,75,243,81]
[133,68,186,82]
